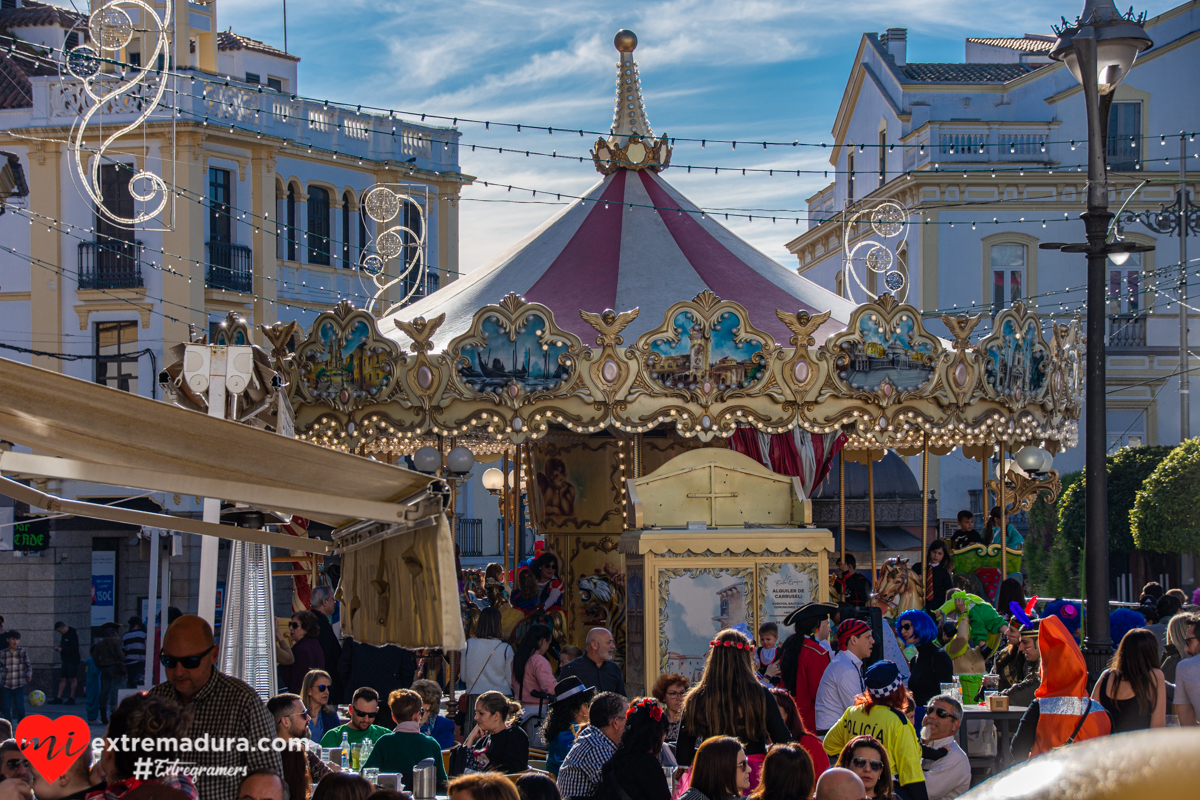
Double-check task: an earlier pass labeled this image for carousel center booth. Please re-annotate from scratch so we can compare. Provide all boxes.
[274,30,1084,694]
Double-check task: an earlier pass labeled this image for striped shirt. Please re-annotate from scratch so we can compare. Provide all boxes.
[556,725,617,800]
[122,629,147,665]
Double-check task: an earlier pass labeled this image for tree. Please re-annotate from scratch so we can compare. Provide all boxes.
[1059,446,1173,553]
[1048,470,1084,597]
[1131,438,1200,552]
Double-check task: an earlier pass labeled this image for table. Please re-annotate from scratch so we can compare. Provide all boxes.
[957,705,1027,773]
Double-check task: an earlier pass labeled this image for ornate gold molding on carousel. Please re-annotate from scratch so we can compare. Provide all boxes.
[281,290,1085,457]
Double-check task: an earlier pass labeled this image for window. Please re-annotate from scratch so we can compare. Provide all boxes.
[990,244,1025,314]
[847,152,855,201]
[1108,102,1140,171]
[267,77,284,93]
[208,168,231,243]
[835,270,845,298]
[878,131,886,186]
[1107,409,1145,451]
[1108,252,1142,315]
[96,322,139,392]
[66,31,79,50]
[286,185,297,261]
[719,598,730,617]
[400,201,424,297]
[245,72,260,85]
[127,51,140,68]
[342,192,353,268]
[308,186,331,265]
[358,209,369,268]
[97,163,134,244]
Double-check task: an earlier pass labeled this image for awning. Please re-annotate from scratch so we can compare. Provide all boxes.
[0,357,431,529]
[837,526,926,551]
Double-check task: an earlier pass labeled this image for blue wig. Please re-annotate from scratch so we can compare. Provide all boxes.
[1109,608,1146,646]
[896,609,938,646]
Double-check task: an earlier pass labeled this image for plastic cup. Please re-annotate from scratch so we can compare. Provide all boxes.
[351,743,361,771]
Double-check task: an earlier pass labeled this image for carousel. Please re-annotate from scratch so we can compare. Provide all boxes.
[248,30,1080,694]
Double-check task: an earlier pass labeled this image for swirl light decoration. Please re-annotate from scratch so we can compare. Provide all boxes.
[361,183,430,317]
[841,199,911,304]
[65,1,173,228]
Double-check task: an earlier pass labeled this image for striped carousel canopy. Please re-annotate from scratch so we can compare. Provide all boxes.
[386,31,855,351]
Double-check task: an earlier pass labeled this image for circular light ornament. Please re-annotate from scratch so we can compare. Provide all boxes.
[363,188,401,223]
[90,7,134,51]
[65,45,101,79]
[376,231,404,259]
[482,468,504,492]
[871,201,906,237]
[361,254,384,275]
[446,445,475,474]
[884,270,905,291]
[864,245,893,273]
[412,445,442,473]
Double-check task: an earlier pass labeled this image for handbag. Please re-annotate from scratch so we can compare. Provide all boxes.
[447,743,471,776]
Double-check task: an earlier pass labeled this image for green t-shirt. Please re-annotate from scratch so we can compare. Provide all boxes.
[320,723,392,748]
[362,731,448,785]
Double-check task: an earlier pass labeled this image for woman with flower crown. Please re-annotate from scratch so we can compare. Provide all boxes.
[676,628,792,792]
[596,697,672,800]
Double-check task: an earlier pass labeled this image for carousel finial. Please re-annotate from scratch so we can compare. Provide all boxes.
[591,29,672,174]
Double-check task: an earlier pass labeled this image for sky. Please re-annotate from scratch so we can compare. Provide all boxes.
[205,0,1180,276]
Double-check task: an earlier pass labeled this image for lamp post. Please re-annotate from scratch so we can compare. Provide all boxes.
[1044,0,1153,679]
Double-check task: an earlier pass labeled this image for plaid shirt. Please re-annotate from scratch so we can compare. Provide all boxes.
[1,645,32,689]
[556,725,617,800]
[148,670,282,800]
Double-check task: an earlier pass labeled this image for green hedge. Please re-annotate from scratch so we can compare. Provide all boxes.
[1131,438,1200,552]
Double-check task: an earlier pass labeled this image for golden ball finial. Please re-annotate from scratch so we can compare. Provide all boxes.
[614,30,637,53]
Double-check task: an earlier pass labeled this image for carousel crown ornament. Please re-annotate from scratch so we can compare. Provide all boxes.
[591,30,672,174]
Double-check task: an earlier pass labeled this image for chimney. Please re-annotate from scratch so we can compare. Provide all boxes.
[885,28,908,67]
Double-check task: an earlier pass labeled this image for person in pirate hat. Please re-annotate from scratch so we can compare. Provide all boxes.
[779,602,838,733]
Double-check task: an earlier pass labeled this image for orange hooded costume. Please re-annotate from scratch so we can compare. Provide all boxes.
[1012,614,1111,760]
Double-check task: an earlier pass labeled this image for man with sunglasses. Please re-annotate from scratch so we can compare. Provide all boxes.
[919,695,970,800]
[319,687,391,748]
[148,615,282,800]
[0,741,32,784]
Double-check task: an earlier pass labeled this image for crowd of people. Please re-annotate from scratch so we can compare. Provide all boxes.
[2,551,1200,800]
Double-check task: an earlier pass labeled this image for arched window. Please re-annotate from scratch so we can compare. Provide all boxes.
[342,192,353,268]
[308,186,330,265]
[402,201,425,298]
[359,211,369,268]
[835,270,845,298]
[286,185,297,262]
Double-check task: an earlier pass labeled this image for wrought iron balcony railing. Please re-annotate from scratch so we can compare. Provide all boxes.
[78,239,144,289]
[205,241,253,293]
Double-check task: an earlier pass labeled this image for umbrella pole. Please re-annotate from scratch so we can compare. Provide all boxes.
[869,457,876,579]
[922,433,929,605]
[839,450,846,564]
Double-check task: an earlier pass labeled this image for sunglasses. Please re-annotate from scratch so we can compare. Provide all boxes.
[851,756,884,772]
[931,708,959,720]
[160,645,214,669]
[5,759,30,771]
[288,622,301,629]
[899,623,913,631]
[290,710,312,719]
[353,708,378,718]
[736,759,750,772]
[314,684,331,693]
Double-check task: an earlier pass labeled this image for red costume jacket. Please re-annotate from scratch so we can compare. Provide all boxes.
[794,638,831,733]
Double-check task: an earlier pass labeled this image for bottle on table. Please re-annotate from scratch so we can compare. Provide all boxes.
[341,732,350,771]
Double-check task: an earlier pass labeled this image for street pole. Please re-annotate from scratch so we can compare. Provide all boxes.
[1079,33,1116,678]
[1180,134,1190,441]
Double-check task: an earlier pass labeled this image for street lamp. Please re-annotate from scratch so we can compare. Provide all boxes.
[1043,0,1153,680]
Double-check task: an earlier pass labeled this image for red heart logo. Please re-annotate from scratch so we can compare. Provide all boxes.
[16,715,92,784]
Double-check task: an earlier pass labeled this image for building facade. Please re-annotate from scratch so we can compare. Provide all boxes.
[0,0,468,686]
[784,2,1200,592]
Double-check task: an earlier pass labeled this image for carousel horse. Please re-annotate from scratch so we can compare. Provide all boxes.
[872,557,924,619]
[828,571,844,605]
[579,574,627,664]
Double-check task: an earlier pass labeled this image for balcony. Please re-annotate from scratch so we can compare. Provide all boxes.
[206,241,253,293]
[78,240,144,289]
[1109,314,1147,349]
[456,517,483,557]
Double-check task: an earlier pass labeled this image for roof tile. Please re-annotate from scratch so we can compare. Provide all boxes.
[217,30,300,63]
[898,62,1041,83]
[966,37,1055,53]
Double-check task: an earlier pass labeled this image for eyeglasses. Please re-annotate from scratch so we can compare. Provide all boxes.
[1186,636,1198,645]
[160,646,214,669]
[899,623,913,631]
[665,690,685,698]
[314,684,331,693]
[353,708,378,718]
[4,759,30,771]
[736,759,750,772]
[850,756,884,772]
[931,708,959,721]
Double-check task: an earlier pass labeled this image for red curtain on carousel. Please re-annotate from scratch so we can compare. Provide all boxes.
[729,426,846,499]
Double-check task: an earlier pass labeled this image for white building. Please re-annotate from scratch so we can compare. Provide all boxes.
[785,2,1200,566]
[0,0,470,677]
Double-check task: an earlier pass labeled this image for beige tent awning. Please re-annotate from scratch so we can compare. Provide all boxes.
[0,357,431,529]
